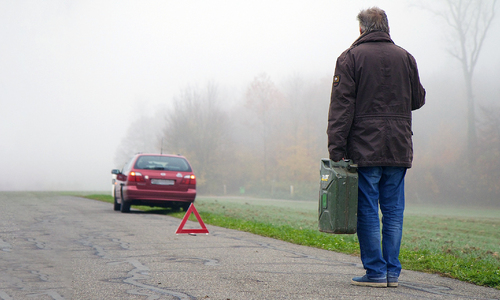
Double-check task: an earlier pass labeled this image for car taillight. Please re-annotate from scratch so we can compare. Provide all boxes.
[128,171,145,182]
[180,174,196,185]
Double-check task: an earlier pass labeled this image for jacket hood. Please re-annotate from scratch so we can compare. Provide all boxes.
[351,31,394,47]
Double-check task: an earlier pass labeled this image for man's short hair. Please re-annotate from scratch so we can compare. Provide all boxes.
[357,7,390,34]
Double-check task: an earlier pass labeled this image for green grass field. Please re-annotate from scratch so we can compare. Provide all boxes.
[82,194,500,289]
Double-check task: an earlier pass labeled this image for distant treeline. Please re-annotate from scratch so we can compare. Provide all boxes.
[115,73,500,207]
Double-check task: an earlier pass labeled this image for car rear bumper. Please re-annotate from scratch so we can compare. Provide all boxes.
[123,186,196,203]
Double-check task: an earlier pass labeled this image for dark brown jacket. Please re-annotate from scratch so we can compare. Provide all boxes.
[327,31,425,167]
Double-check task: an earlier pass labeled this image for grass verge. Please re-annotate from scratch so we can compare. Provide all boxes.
[82,194,500,289]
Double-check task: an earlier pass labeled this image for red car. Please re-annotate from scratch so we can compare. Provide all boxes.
[111,153,196,213]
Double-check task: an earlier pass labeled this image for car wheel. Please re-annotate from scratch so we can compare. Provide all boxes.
[120,201,131,213]
[120,189,130,213]
[113,190,121,211]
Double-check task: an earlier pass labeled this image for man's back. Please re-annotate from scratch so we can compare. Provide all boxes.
[350,32,414,117]
[328,31,425,167]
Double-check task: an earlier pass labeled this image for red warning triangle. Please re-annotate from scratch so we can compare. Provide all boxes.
[175,204,209,234]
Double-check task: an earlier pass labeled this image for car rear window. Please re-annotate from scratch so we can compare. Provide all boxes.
[134,156,192,172]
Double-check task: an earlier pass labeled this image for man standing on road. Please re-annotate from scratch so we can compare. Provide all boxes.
[327,7,425,288]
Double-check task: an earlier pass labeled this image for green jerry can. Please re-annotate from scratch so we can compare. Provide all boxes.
[318,158,358,234]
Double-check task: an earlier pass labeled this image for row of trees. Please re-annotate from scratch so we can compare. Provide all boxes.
[115,75,331,199]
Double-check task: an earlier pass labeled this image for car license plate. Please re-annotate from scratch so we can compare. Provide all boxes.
[151,179,175,185]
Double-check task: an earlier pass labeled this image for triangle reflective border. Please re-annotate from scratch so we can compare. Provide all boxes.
[175,203,209,234]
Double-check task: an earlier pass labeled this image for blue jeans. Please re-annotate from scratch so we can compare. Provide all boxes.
[357,166,407,280]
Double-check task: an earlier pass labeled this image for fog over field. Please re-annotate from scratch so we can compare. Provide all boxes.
[1,0,499,197]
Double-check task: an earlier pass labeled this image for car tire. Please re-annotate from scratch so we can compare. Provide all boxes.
[113,190,121,211]
[120,201,131,213]
[120,189,131,213]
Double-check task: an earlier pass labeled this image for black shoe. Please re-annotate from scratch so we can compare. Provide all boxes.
[387,276,399,287]
[351,275,387,288]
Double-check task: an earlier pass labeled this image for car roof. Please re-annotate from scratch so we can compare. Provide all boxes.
[135,153,185,158]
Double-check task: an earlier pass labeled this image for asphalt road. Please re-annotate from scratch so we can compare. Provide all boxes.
[0,192,499,300]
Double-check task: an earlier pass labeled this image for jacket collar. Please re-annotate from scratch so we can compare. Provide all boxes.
[351,31,394,47]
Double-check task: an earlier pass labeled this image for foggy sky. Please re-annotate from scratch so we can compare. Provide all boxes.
[1,0,499,191]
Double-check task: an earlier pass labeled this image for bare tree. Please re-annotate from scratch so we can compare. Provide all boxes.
[431,0,498,158]
[279,76,330,181]
[161,83,230,193]
[244,73,284,180]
